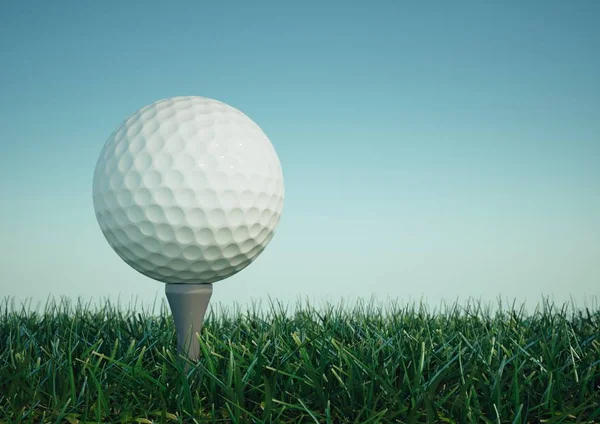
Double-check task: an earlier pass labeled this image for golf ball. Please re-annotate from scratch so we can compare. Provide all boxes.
[93,96,284,284]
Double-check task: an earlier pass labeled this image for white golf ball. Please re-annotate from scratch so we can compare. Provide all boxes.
[93,96,284,284]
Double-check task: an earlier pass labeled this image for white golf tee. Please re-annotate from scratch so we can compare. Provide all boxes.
[165,283,213,362]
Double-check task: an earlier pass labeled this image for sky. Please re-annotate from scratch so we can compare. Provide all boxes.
[1,0,598,315]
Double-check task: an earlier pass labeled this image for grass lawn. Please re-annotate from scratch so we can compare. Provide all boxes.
[1,297,599,423]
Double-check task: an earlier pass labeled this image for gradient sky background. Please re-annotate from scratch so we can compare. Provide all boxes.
[1,1,598,314]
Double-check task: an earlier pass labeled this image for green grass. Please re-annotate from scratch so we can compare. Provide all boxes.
[1,296,599,423]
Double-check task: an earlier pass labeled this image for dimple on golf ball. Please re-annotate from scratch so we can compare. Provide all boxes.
[93,96,284,284]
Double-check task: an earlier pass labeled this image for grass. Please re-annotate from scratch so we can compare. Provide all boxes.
[1,296,599,423]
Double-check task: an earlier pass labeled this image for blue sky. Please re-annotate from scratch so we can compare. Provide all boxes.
[1,0,598,313]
